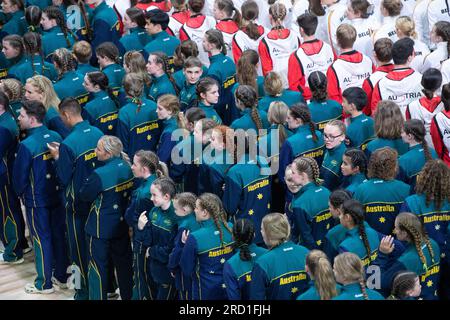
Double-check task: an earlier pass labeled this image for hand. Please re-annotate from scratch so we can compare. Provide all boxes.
[47,142,60,160]
[145,247,150,258]
[181,230,190,244]
[138,211,148,231]
[379,235,395,255]
[170,272,175,278]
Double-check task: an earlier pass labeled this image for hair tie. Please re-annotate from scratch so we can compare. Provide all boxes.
[131,97,142,106]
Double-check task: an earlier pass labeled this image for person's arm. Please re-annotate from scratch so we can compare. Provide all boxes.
[326,65,342,103]
[157,131,178,164]
[12,144,32,198]
[430,117,444,159]
[231,34,242,64]
[178,26,189,42]
[287,51,305,93]
[370,83,382,115]
[55,143,75,187]
[149,224,178,264]
[258,39,272,76]
[79,171,102,203]
[116,114,130,156]
[0,127,13,164]
[278,140,293,185]
[361,78,373,116]
[222,173,241,218]
[249,262,268,300]
[168,227,186,272]
[223,262,241,300]
[180,234,198,278]
[293,206,317,250]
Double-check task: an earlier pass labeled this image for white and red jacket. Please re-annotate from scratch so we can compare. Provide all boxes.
[287,39,334,100]
[327,50,375,104]
[216,19,240,61]
[167,10,190,39]
[232,24,266,63]
[258,28,300,89]
[371,67,423,116]
[136,1,173,12]
[406,96,444,147]
[430,109,450,166]
[179,14,216,67]
[362,63,395,115]
[441,58,450,86]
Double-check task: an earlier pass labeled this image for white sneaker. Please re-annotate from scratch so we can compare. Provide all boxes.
[107,291,119,299]
[0,253,24,265]
[24,283,55,294]
[51,277,68,289]
[23,247,32,255]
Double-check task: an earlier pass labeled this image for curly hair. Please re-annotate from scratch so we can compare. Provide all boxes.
[415,159,450,210]
[367,147,398,180]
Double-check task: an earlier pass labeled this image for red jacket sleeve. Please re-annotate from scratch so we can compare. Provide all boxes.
[179,26,189,42]
[258,39,273,76]
[362,78,373,116]
[287,51,304,91]
[231,35,242,64]
[430,116,444,159]
[370,82,382,115]
[326,65,342,104]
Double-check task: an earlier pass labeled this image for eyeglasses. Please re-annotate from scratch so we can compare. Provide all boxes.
[324,133,344,141]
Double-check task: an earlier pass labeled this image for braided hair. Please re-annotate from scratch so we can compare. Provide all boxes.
[52,47,77,79]
[134,149,168,178]
[342,199,373,265]
[25,5,42,32]
[269,2,287,36]
[289,103,318,142]
[235,84,263,130]
[198,193,232,246]
[150,51,180,95]
[267,101,289,147]
[334,252,369,300]
[86,71,119,108]
[292,156,322,185]
[123,73,145,113]
[396,212,435,272]
[232,219,255,262]
[308,71,328,102]
[388,271,419,300]
[23,32,46,77]
[100,135,131,165]
[77,0,93,41]
[403,119,432,162]
[43,6,77,48]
